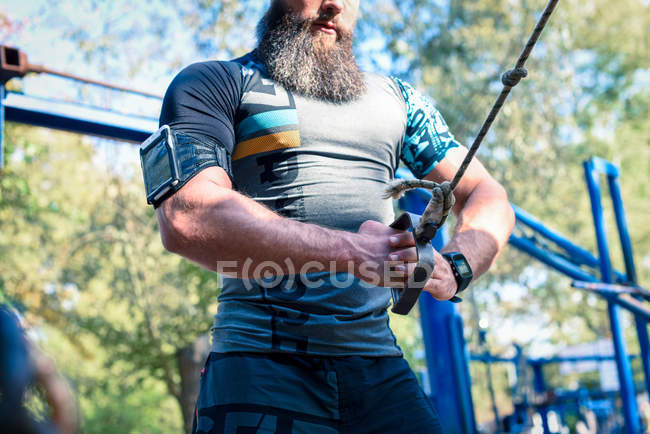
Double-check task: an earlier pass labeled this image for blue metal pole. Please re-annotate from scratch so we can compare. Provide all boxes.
[584,160,614,283]
[584,159,641,433]
[398,186,477,434]
[448,312,477,433]
[607,172,637,283]
[508,234,599,282]
[419,289,477,433]
[531,363,546,394]
[633,320,650,398]
[606,170,650,397]
[1,85,5,169]
[3,91,157,143]
[531,363,551,434]
[611,296,650,324]
[512,204,600,268]
[607,301,641,433]
[529,354,640,364]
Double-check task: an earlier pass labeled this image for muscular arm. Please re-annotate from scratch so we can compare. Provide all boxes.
[421,146,514,298]
[153,62,411,286]
[427,146,514,276]
[389,146,514,300]
[156,166,405,284]
[389,77,513,299]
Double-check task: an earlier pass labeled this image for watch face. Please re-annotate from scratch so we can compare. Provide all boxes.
[454,258,472,277]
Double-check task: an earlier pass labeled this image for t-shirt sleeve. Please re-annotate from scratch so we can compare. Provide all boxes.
[159,60,242,170]
[392,77,461,178]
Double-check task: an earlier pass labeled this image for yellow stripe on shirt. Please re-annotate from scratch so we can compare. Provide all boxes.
[232,130,301,161]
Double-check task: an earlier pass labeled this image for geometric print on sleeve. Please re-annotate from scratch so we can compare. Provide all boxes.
[392,77,461,178]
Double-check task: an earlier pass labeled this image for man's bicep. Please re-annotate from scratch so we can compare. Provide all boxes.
[155,166,233,247]
[161,165,233,209]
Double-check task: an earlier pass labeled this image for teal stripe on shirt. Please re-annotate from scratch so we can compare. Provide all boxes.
[236,109,299,139]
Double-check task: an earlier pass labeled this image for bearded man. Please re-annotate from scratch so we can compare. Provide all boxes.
[146,0,514,432]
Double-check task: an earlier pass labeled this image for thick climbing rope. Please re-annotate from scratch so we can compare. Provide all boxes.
[387,0,561,243]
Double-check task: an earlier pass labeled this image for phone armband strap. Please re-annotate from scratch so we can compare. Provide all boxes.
[139,125,231,207]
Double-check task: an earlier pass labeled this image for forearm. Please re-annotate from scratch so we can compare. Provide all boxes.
[442,179,514,278]
[157,186,358,277]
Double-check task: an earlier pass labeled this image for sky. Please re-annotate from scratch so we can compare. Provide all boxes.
[2,0,203,115]
[1,0,234,171]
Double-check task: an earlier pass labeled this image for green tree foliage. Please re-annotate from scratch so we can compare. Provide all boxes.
[0,125,219,432]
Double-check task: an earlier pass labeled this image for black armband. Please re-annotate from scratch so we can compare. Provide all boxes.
[140,125,232,207]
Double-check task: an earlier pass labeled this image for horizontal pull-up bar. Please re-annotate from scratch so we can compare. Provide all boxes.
[1,45,162,99]
[572,280,650,322]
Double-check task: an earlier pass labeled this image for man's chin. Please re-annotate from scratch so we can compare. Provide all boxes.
[311,31,338,47]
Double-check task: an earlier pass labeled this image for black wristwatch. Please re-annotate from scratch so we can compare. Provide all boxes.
[442,252,473,303]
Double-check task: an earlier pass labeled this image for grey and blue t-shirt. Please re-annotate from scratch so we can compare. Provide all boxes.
[159,51,461,356]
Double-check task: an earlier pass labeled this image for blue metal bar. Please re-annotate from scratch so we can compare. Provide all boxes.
[448,313,477,433]
[508,234,599,282]
[531,364,551,434]
[512,204,599,268]
[0,85,4,169]
[419,290,478,433]
[607,302,641,433]
[587,157,650,400]
[570,281,650,298]
[605,161,650,398]
[584,159,614,283]
[584,158,641,434]
[3,91,157,143]
[589,156,619,177]
[529,354,640,365]
[605,161,650,397]
[398,184,477,433]
[470,354,516,363]
[606,168,637,284]
[473,352,642,366]
[532,363,546,393]
[634,321,650,397]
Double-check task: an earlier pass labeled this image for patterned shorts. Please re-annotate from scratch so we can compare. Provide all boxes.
[192,352,443,434]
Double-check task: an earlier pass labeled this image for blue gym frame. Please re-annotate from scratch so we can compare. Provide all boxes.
[395,155,646,432]
[1,78,647,433]
[473,350,645,432]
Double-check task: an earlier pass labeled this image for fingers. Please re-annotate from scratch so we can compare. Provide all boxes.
[390,261,417,280]
[423,277,455,301]
[388,247,418,264]
[388,231,415,248]
[423,254,457,300]
[389,247,457,300]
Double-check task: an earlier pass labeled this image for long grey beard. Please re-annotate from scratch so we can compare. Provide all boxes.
[256,8,366,104]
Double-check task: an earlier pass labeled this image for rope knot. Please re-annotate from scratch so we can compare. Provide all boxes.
[415,181,455,241]
[501,67,528,87]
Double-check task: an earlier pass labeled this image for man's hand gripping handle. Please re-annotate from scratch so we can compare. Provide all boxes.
[389,212,461,315]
